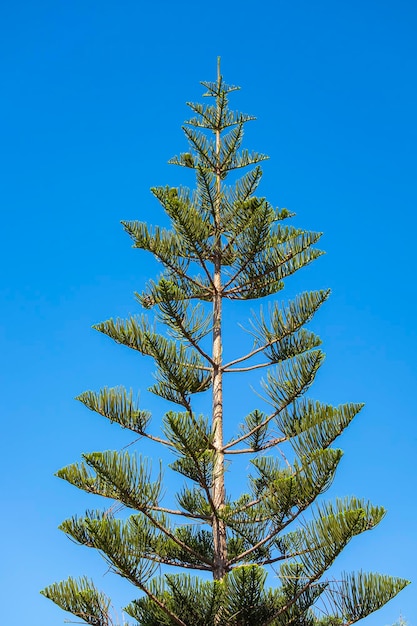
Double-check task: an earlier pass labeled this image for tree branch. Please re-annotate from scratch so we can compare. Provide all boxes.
[135,581,188,626]
[141,432,173,447]
[223,247,299,298]
[226,494,316,567]
[224,361,271,373]
[222,409,279,451]
[148,505,211,521]
[152,249,212,297]
[143,510,214,567]
[224,436,286,455]
[141,555,212,570]
[222,340,274,370]
[263,571,331,626]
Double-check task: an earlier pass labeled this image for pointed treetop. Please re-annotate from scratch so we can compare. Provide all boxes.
[201,59,239,97]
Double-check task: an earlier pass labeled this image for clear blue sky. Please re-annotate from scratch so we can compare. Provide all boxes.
[1,1,416,624]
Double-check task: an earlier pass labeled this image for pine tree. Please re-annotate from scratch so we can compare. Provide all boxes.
[42,60,409,625]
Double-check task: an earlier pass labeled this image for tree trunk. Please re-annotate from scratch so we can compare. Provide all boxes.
[211,275,227,580]
[211,57,227,582]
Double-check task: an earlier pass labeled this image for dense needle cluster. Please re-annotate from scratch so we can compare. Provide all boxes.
[42,61,408,626]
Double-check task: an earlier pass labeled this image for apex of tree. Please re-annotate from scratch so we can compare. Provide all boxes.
[42,64,409,626]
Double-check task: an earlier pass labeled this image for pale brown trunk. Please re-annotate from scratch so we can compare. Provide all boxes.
[212,270,226,580]
[211,57,227,583]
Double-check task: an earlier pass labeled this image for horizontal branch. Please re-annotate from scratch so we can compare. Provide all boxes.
[143,554,212,571]
[141,432,173,447]
[222,341,273,370]
[149,505,211,521]
[223,361,271,373]
[224,436,286,455]
[260,544,332,567]
[182,352,213,370]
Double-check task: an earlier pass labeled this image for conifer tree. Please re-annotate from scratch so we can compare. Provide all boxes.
[42,60,409,625]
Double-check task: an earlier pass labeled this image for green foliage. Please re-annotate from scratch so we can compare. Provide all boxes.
[42,63,409,626]
[41,577,112,626]
[56,451,162,510]
[76,387,151,434]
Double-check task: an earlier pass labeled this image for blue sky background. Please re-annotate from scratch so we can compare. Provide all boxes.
[1,1,416,624]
